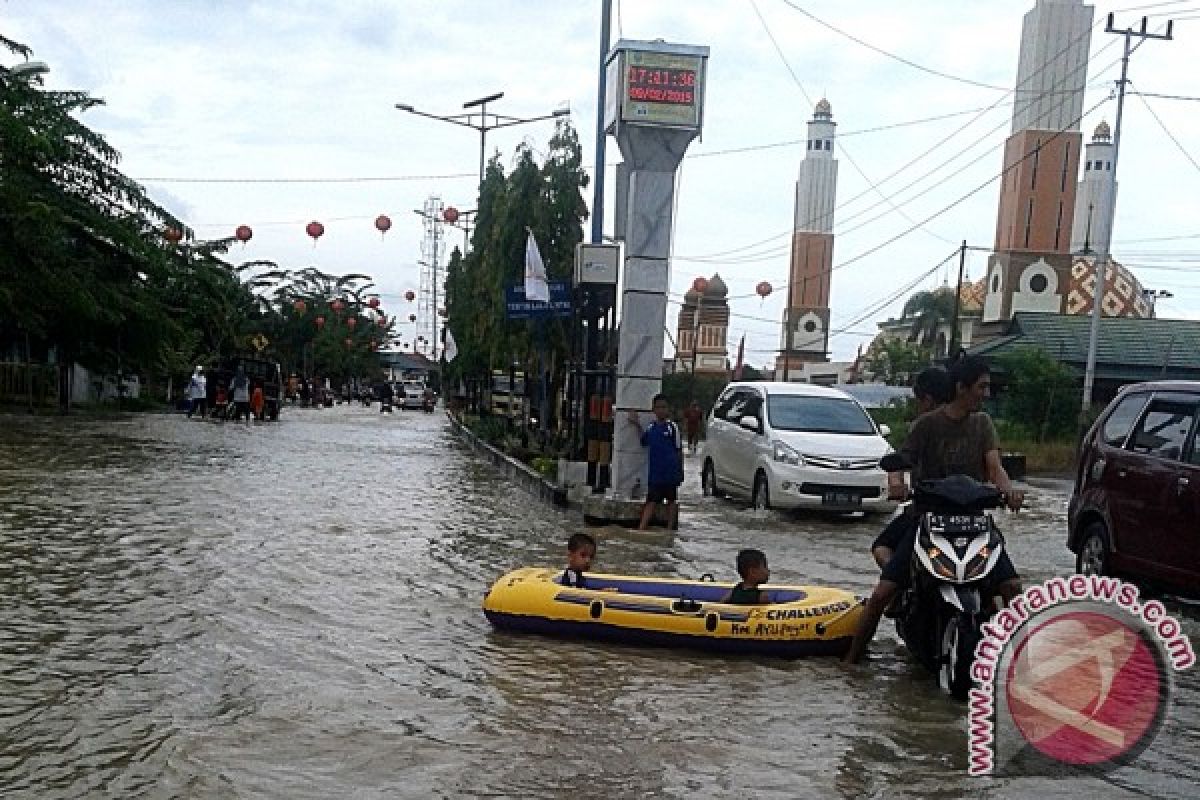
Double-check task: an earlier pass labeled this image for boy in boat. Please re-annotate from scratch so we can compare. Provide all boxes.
[562,533,596,588]
[722,549,771,605]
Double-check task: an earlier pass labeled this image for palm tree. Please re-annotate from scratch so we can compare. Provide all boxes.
[902,287,959,359]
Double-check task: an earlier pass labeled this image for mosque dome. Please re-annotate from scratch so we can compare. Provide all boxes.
[703,273,728,298]
[1093,119,1111,142]
[1065,256,1151,318]
[814,97,832,119]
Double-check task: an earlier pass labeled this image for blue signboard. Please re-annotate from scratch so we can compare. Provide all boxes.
[505,282,573,320]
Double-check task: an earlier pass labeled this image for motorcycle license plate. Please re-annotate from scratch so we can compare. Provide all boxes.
[929,514,988,533]
[823,491,860,507]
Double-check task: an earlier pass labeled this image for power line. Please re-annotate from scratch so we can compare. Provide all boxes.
[750,0,955,244]
[774,0,1010,91]
[1131,83,1200,176]
[682,7,1121,265]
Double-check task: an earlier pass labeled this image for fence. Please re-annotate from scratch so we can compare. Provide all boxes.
[0,362,58,408]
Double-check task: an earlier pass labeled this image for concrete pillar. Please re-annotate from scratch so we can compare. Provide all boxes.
[610,127,698,497]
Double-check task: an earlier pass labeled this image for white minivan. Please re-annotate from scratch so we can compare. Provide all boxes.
[701,381,896,514]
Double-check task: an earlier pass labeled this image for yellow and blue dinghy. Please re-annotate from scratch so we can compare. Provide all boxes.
[483,568,864,658]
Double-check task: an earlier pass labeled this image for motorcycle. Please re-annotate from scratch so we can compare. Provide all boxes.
[879,453,1008,699]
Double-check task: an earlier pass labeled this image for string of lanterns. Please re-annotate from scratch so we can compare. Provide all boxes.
[162,206,464,247]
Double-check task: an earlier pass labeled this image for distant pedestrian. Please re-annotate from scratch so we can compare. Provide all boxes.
[250,382,265,420]
[628,394,684,531]
[186,366,207,418]
[230,365,251,421]
[212,383,229,420]
[683,400,703,453]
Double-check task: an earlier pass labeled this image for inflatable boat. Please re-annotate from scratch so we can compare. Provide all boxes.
[483,568,864,657]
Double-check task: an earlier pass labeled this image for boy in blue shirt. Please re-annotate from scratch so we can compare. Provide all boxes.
[628,394,684,531]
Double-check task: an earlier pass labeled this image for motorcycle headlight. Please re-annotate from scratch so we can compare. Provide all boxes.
[772,441,803,466]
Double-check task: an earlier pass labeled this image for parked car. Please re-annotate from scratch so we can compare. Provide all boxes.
[701,381,896,514]
[1068,380,1200,595]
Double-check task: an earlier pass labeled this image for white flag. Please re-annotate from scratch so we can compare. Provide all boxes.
[443,329,459,363]
[524,229,550,303]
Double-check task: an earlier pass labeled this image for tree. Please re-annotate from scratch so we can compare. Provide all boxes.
[901,287,958,357]
[995,347,1080,441]
[443,118,590,426]
[864,337,929,385]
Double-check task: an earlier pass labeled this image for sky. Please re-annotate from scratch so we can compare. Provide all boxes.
[5,0,1199,365]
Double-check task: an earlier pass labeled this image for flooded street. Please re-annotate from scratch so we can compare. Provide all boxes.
[1,408,1197,798]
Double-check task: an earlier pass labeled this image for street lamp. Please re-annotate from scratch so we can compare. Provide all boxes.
[9,60,49,80]
[395,92,570,189]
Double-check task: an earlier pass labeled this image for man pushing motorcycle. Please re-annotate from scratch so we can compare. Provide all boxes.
[844,355,1024,665]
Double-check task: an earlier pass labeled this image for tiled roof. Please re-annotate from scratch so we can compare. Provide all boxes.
[969,312,1200,380]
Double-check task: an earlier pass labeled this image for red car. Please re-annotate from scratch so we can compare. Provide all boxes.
[1068,381,1200,594]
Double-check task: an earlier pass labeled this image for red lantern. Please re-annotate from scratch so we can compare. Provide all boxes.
[756,281,773,299]
[293,299,307,313]
[443,206,460,224]
[235,224,253,244]
[331,298,345,314]
[374,215,392,238]
[368,297,380,309]
[346,317,357,329]
[692,276,709,294]
[164,227,183,244]
[306,220,325,244]
[404,290,415,303]
[315,316,325,328]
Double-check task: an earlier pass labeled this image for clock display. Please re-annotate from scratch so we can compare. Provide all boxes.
[626,67,697,105]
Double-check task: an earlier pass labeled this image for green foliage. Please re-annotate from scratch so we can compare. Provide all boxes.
[868,402,914,449]
[660,372,729,421]
[1,39,392,405]
[901,287,958,351]
[443,119,589,408]
[530,456,557,479]
[864,338,930,385]
[995,347,1080,441]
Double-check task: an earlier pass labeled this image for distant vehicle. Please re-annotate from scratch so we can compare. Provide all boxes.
[1068,380,1200,595]
[208,357,283,420]
[400,381,425,411]
[702,381,895,514]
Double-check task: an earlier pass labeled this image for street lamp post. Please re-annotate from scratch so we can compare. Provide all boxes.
[396,93,570,189]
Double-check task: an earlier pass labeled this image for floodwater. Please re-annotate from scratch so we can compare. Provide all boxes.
[0,407,1196,799]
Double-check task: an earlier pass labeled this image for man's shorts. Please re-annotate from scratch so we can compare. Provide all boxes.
[646,483,678,503]
[872,512,917,553]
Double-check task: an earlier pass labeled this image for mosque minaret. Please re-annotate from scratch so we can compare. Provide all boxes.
[777,98,838,380]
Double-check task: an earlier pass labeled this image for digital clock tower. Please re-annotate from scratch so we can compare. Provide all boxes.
[603,39,709,501]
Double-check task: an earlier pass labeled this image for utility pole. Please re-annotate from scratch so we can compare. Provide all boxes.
[591,0,612,245]
[949,240,967,359]
[1081,13,1173,414]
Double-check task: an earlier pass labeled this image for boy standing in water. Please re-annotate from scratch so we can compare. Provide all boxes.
[722,549,771,605]
[627,395,683,531]
[562,533,596,588]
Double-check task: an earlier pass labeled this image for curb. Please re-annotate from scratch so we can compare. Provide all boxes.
[447,414,575,510]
